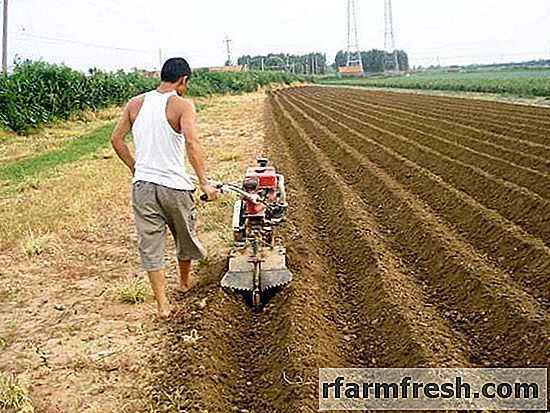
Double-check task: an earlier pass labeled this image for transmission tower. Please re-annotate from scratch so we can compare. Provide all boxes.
[384,0,400,72]
[224,35,233,66]
[346,0,363,70]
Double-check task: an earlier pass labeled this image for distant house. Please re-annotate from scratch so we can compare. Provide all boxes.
[208,65,247,73]
[138,70,160,78]
[338,66,364,77]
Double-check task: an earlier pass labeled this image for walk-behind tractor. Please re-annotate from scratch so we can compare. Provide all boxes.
[198,158,292,307]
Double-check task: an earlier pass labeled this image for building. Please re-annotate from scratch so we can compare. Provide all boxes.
[338,66,364,77]
[208,65,247,73]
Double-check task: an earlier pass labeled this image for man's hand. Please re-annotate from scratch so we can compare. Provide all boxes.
[200,183,220,201]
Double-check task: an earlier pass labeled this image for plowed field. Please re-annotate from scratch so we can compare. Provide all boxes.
[152,86,549,413]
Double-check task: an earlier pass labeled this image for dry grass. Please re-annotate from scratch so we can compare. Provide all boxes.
[20,229,55,257]
[114,278,148,304]
[0,373,34,412]
[0,91,266,412]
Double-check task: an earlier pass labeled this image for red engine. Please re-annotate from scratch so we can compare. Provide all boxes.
[232,158,287,247]
[242,162,279,217]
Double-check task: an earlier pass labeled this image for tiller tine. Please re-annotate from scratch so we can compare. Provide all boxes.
[259,245,292,291]
[221,245,292,292]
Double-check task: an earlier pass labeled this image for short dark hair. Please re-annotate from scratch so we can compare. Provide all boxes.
[161,58,192,82]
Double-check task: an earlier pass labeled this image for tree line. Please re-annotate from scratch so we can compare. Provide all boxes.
[236,50,410,75]
[237,53,328,75]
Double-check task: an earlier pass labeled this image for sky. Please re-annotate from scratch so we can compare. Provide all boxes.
[2,0,550,71]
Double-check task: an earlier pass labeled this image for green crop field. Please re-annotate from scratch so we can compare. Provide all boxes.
[0,61,302,134]
[318,67,550,98]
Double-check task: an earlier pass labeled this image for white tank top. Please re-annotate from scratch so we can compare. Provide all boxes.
[132,90,194,190]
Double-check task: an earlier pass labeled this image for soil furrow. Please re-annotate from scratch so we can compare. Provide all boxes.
[309,87,550,159]
[285,89,550,307]
[290,89,550,243]
[272,93,472,368]
[307,88,550,174]
[364,89,550,129]
[362,91,550,141]
[361,89,550,124]
[339,88,550,147]
[275,90,549,367]
[301,89,550,198]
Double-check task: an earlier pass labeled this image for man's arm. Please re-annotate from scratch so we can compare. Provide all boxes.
[111,102,136,175]
[179,99,218,200]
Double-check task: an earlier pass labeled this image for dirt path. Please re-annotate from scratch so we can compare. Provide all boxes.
[0,92,270,413]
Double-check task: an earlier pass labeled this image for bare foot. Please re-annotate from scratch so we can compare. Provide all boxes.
[177,276,197,295]
[157,303,172,319]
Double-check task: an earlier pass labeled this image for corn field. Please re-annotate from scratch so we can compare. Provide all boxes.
[0,61,301,133]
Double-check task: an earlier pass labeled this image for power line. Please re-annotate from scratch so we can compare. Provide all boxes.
[12,31,153,54]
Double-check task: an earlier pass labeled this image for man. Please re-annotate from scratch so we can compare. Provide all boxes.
[111,57,219,318]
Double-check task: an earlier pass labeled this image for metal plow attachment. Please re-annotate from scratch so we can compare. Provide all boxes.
[221,245,292,292]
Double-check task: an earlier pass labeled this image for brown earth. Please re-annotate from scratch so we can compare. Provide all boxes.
[149,86,549,412]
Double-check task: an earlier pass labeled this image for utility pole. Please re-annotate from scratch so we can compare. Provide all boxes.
[2,0,8,74]
[313,55,316,75]
[158,48,163,71]
[224,35,233,66]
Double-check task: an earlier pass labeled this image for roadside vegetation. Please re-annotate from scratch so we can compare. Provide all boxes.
[0,61,301,133]
[318,67,550,97]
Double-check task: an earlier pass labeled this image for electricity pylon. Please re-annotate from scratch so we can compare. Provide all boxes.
[346,0,363,70]
[384,0,400,72]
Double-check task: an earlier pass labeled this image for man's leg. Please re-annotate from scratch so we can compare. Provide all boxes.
[133,181,171,318]
[177,259,196,293]
[148,269,171,318]
[161,187,206,294]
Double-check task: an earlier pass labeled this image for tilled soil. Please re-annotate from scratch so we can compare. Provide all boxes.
[151,86,549,413]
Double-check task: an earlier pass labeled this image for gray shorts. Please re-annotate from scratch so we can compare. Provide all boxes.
[132,181,206,271]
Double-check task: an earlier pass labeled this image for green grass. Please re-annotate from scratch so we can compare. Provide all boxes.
[0,123,114,184]
[318,67,550,97]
